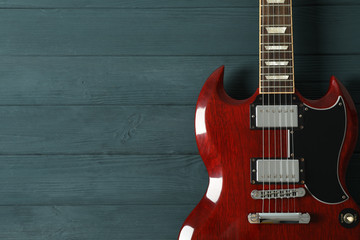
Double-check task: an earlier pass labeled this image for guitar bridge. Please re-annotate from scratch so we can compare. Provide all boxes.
[248,213,311,224]
[251,187,306,200]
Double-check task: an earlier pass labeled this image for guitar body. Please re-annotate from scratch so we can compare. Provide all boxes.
[178,66,360,239]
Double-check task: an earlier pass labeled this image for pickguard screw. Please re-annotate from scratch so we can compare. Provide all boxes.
[299,114,303,118]
[300,169,304,173]
[252,169,256,173]
[252,180,256,184]
[293,96,296,100]
[291,153,294,157]
[252,159,255,162]
[342,195,346,199]
[290,130,294,134]
[339,102,343,106]
[301,180,305,184]
[300,125,304,129]
[252,115,255,118]
[300,158,305,162]
[305,107,309,111]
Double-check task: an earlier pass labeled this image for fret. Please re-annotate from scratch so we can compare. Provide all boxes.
[260,88,295,94]
[262,50,292,52]
[261,7,291,15]
[262,24,291,27]
[261,42,292,44]
[261,0,290,3]
[261,53,293,59]
[261,82,294,87]
[261,34,291,36]
[261,73,293,76]
[262,4,290,6]
[261,36,292,42]
[261,15,291,17]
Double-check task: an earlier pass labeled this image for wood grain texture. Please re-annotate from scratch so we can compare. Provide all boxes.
[0,205,192,240]
[0,56,359,105]
[0,0,357,8]
[0,155,207,205]
[0,105,359,155]
[0,106,195,154]
[0,7,358,56]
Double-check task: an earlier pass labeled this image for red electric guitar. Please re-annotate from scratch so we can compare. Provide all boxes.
[178,0,360,239]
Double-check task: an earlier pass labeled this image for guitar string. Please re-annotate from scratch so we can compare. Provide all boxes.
[290,0,297,212]
[268,0,272,213]
[278,0,283,213]
[273,1,277,213]
[261,0,265,214]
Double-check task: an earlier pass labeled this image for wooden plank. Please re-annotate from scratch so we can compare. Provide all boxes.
[0,55,359,105]
[0,7,358,56]
[0,106,196,154]
[0,153,359,206]
[0,0,357,8]
[0,205,192,240]
[0,105,360,154]
[0,155,207,205]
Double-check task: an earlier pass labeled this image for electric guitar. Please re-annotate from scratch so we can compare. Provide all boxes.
[178,0,360,239]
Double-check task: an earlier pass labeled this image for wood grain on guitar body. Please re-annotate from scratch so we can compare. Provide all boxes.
[178,0,360,239]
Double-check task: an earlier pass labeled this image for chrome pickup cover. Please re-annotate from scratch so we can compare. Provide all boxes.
[248,213,311,224]
[255,105,298,128]
[251,187,306,200]
[256,159,299,183]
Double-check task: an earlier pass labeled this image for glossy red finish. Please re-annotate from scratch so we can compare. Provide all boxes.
[178,66,360,240]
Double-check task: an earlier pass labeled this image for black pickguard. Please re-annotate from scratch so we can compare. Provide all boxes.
[293,97,347,204]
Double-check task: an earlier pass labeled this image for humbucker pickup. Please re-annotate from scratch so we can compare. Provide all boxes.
[251,158,305,184]
[250,94,305,129]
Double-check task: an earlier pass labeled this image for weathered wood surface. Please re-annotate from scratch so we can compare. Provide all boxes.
[0,106,196,154]
[0,56,359,105]
[0,7,358,56]
[0,0,357,8]
[0,154,359,206]
[0,105,360,155]
[0,205,192,240]
[0,155,207,205]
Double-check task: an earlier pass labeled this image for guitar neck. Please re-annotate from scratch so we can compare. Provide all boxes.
[259,0,295,94]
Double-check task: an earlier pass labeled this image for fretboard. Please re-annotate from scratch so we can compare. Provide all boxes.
[259,0,295,94]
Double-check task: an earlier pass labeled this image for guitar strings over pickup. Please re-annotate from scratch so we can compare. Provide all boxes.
[250,158,305,184]
[250,94,305,130]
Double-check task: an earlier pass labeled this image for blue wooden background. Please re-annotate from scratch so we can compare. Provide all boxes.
[0,0,359,239]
